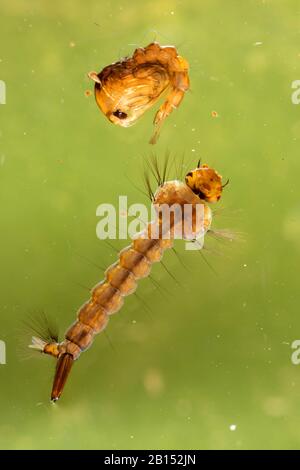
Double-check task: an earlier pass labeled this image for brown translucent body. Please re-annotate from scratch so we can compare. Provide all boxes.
[40,164,223,401]
[88,42,190,144]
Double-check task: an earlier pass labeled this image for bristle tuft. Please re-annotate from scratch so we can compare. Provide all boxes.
[28,336,46,352]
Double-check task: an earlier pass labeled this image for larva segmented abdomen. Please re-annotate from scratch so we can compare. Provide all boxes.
[65,226,173,354]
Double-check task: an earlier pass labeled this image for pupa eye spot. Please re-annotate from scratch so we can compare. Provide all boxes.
[112,110,128,120]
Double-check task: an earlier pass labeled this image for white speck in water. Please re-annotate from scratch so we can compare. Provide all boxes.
[254,41,263,46]
[229,424,237,431]
[191,148,195,152]
[170,11,175,15]
[130,435,134,439]
[243,263,247,268]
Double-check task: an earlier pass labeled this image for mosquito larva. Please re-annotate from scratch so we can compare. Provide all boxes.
[88,42,190,144]
[29,161,224,402]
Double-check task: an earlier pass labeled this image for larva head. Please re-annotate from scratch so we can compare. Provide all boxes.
[185,164,224,203]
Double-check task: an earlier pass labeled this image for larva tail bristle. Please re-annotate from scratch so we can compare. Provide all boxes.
[28,336,47,351]
[51,353,74,402]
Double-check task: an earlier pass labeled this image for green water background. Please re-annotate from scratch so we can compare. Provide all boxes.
[0,0,300,450]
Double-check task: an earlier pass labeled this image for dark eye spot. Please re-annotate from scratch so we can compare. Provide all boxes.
[113,110,127,119]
